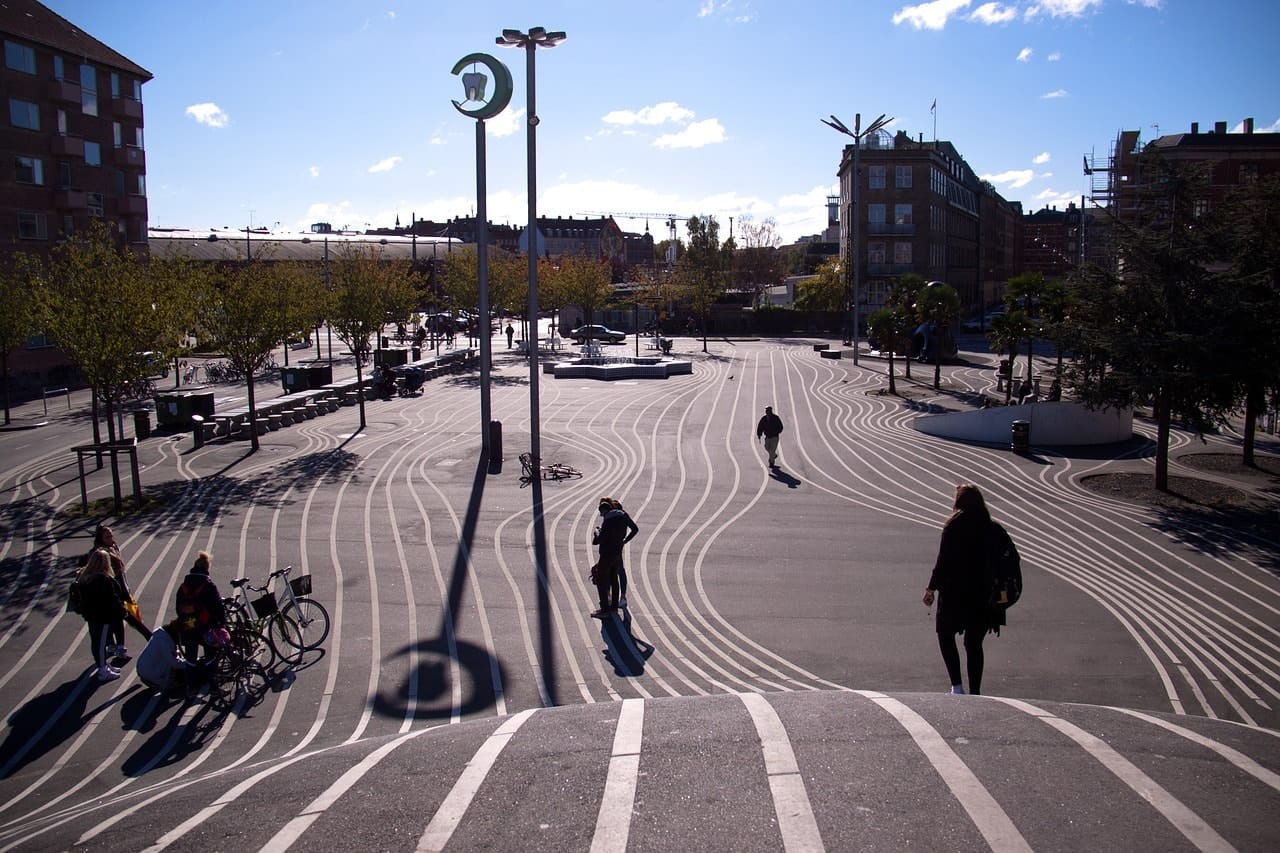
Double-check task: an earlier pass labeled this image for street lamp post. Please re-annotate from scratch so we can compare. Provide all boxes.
[452,52,514,464]
[821,111,893,366]
[497,26,566,467]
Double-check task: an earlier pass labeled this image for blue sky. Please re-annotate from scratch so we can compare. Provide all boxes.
[47,0,1279,244]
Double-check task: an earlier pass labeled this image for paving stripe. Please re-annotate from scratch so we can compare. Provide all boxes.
[1111,707,1280,792]
[857,691,1031,853]
[416,709,537,853]
[258,729,429,853]
[739,692,825,853]
[992,697,1236,852]
[590,698,645,853]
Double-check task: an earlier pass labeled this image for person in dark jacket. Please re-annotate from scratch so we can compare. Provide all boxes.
[755,406,784,468]
[923,483,997,695]
[175,551,226,664]
[76,548,126,682]
[590,497,639,618]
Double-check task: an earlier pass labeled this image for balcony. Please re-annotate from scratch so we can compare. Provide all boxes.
[50,135,84,157]
[113,146,146,169]
[867,263,916,276]
[46,79,80,104]
[866,223,915,236]
[112,97,144,120]
[116,196,147,215]
[54,189,87,209]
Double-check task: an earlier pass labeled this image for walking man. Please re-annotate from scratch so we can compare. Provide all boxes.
[505,322,515,349]
[590,497,639,619]
[756,406,784,468]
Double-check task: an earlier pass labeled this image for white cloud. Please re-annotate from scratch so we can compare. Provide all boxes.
[779,184,839,209]
[1033,188,1081,208]
[308,165,320,177]
[1127,0,1162,8]
[970,2,1018,24]
[1025,0,1103,19]
[603,102,696,126]
[1017,47,1033,62]
[698,0,716,17]
[980,169,1035,188]
[893,0,972,30]
[368,156,402,173]
[1033,152,1050,164]
[1041,89,1069,99]
[1047,51,1061,61]
[387,10,396,19]
[486,106,523,138]
[653,118,726,149]
[185,103,228,128]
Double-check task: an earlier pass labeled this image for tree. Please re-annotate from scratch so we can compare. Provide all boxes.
[1069,153,1228,491]
[680,215,730,353]
[865,308,899,394]
[793,257,844,312]
[197,259,297,452]
[987,312,1026,404]
[732,216,785,310]
[1004,272,1048,378]
[0,253,44,424]
[327,245,418,430]
[916,282,960,390]
[1038,277,1075,384]
[542,254,615,342]
[887,274,926,381]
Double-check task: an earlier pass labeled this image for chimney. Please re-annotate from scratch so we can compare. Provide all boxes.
[1190,122,1199,134]
[1244,117,1255,134]
[1214,121,1227,134]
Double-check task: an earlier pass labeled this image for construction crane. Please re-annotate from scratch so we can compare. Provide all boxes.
[577,211,691,267]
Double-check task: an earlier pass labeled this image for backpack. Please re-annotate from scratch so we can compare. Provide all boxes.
[986,522,1022,612]
[176,577,209,631]
[66,577,84,615]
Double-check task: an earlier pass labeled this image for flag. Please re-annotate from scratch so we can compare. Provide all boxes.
[930,99,936,114]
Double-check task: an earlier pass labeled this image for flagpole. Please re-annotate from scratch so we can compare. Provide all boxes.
[931,99,937,143]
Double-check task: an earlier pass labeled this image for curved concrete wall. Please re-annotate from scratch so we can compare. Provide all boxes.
[913,401,1133,446]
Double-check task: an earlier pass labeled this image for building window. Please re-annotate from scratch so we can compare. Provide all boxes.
[111,72,120,98]
[53,55,63,80]
[59,161,72,188]
[131,79,142,100]
[80,64,97,116]
[894,204,913,226]
[1239,164,1259,185]
[62,214,75,236]
[893,242,912,264]
[113,122,122,147]
[87,192,104,217]
[18,212,48,240]
[133,126,144,148]
[57,109,67,135]
[134,174,146,196]
[895,166,912,188]
[9,99,40,130]
[114,170,125,196]
[868,242,886,264]
[868,166,886,189]
[84,141,101,167]
[15,156,44,185]
[4,40,36,74]
[868,204,886,224]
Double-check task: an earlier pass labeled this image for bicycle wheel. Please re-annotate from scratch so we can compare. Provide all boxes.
[230,625,275,669]
[265,611,304,660]
[281,598,330,650]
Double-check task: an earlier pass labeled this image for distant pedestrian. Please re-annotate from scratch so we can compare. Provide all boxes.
[590,497,639,619]
[756,406,784,468]
[506,323,515,349]
[922,483,1003,695]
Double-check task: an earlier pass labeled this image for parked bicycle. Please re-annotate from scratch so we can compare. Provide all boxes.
[225,577,303,664]
[204,623,270,711]
[269,566,330,650]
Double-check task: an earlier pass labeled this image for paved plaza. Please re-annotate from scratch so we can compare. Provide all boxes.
[1,332,1278,851]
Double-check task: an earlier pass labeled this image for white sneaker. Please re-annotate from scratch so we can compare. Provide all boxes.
[950,685,966,695]
[96,666,121,682]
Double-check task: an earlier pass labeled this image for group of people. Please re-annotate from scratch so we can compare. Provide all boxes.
[73,529,228,691]
[588,497,639,619]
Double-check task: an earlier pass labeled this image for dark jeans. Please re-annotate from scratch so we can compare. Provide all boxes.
[938,627,986,694]
[86,621,111,668]
[594,553,621,609]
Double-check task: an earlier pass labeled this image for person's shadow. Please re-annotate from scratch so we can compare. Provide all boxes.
[600,609,655,676]
[0,673,130,779]
[769,466,802,488]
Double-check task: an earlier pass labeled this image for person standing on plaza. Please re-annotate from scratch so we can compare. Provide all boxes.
[175,551,226,664]
[590,497,639,618]
[756,406,784,468]
[922,483,1000,696]
[505,322,515,349]
[75,548,126,682]
[92,524,149,658]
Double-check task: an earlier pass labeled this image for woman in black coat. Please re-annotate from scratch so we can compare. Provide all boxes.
[76,548,126,682]
[922,483,995,695]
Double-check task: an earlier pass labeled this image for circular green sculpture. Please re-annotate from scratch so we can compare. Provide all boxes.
[451,53,513,121]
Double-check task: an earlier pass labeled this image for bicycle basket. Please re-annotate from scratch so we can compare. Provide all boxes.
[289,574,313,597]
[251,594,279,618]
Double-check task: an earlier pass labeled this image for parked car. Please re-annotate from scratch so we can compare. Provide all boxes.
[569,325,627,344]
[137,350,169,378]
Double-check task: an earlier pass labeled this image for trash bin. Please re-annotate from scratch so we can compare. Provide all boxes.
[133,408,152,440]
[282,366,311,393]
[191,414,206,449]
[488,419,502,463]
[1011,419,1030,454]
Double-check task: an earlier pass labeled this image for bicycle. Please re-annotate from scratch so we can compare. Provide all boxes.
[519,452,583,483]
[268,566,329,650]
[226,577,303,664]
[181,362,205,385]
[204,624,270,711]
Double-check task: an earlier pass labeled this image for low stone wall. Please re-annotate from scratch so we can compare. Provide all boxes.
[913,401,1132,446]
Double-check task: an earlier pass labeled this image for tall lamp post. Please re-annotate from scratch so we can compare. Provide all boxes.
[821,112,893,365]
[452,52,513,463]
[497,26,565,466]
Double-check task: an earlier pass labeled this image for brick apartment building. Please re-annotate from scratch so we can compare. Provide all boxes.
[832,130,1022,324]
[3,0,151,391]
